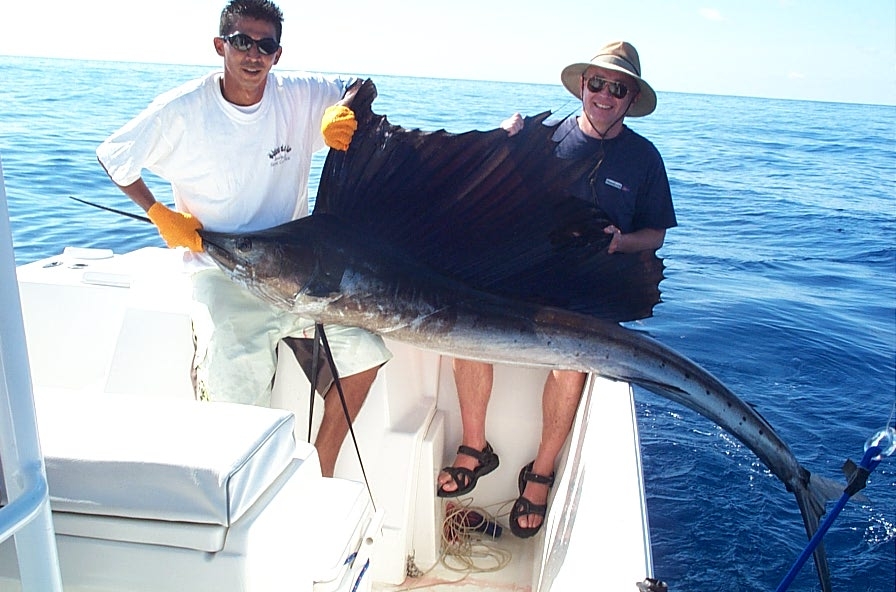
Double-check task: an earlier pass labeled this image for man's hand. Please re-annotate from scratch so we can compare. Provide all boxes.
[501,113,524,136]
[321,105,357,151]
[604,225,666,254]
[147,202,203,252]
[604,225,624,254]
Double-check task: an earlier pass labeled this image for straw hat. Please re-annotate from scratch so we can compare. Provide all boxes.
[560,41,657,117]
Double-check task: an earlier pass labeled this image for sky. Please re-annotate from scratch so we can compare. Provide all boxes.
[2,0,895,106]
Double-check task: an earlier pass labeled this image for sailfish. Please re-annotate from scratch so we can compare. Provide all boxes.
[79,79,842,591]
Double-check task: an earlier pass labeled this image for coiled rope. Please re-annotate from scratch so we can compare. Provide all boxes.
[398,497,515,590]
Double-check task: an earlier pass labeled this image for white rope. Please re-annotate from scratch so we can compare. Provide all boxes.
[393,497,516,591]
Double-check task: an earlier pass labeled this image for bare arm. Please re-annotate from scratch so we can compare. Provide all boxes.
[604,226,666,254]
[97,158,158,212]
[115,177,159,212]
[97,158,202,251]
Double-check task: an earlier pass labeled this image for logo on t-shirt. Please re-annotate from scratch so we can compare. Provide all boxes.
[269,144,292,167]
[604,177,629,192]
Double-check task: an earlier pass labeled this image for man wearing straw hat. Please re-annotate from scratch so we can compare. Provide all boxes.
[438,41,677,539]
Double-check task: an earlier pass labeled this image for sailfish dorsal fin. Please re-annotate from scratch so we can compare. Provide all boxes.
[314,79,665,322]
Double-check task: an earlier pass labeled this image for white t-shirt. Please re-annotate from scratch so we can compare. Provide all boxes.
[96,70,352,264]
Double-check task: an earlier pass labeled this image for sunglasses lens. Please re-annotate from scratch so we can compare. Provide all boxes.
[256,38,280,55]
[225,33,279,55]
[608,82,627,99]
[228,33,253,51]
[586,76,628,99]
[586,76,605,94]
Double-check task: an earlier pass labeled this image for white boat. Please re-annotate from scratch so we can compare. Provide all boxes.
[0,157,658,591]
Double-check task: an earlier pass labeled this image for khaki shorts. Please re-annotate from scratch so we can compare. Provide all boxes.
[190,268,392,407]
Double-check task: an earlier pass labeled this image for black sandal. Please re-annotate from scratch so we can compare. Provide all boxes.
[509,461,555,538]
[437,442,500,498]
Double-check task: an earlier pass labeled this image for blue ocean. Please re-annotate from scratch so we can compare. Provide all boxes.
[1,56,894,591]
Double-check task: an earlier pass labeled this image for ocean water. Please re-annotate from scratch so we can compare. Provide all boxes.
[1,56,894,591]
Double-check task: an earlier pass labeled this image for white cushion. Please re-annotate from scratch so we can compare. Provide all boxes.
[34,389,296,527]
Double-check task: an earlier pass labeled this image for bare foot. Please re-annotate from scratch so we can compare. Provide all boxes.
[515,480,550,530]
[436,442,497,496]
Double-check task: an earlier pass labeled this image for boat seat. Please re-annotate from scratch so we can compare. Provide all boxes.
[33,388,298,551]
[0,388,378,592]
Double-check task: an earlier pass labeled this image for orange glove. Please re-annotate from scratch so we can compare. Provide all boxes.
[321,105,357,151]
[147,202,203,252]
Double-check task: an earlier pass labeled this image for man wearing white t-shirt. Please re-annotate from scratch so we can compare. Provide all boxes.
[96,0,392,477]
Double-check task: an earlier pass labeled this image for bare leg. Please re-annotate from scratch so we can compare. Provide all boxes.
[315,365,381,477]
[516,370,585,530]
[436,359,494,493]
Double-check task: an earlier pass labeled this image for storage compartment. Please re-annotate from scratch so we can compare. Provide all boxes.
[0,390,378,592]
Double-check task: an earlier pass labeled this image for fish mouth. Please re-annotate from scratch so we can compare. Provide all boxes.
[199,232,238,273]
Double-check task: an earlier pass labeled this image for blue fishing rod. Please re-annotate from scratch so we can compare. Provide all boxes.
[776,425,896,592]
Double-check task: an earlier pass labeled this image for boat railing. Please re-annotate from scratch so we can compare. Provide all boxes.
[0,154,64,590]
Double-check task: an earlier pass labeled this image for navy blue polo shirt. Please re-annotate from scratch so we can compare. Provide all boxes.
[552,116,676,234]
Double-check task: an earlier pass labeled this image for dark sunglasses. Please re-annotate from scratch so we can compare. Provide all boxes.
[584,75,629,99]
[221,32,280,55]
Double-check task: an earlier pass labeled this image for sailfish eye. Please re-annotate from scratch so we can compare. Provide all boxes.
[235,237,253,252]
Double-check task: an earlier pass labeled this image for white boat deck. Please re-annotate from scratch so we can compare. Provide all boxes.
[1,245,654,591]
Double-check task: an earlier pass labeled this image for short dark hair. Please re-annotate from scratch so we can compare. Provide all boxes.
[219,0,284,42]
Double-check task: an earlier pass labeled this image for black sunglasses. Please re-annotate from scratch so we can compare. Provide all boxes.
[584,75,629,99]
[221,32,280,55]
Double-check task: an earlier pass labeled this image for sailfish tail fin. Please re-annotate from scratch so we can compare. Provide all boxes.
[791,470,844,592]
